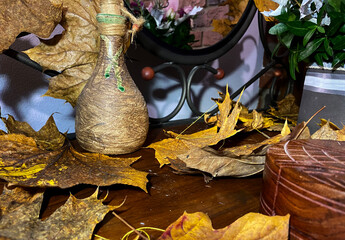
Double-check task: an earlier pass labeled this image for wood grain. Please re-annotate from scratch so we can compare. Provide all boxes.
[261,139,345,240]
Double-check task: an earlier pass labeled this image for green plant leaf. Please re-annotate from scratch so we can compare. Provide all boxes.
[314,53,324,66]
[330,35,345,50]
[303,28,316,46]
[286,21,317,37]
[317,4,327,25]
[328,21,343,36]
[298,38,325,61]
[340,24,345,33]
[271,42,282,59]
[328,0,341,10]
[280,32,294,48]
[275,11,297,23]
[289,51,298,80]
[317,26,325,33]
[269,23,288,35]
[324,38,333,56]
[333,52,345,67]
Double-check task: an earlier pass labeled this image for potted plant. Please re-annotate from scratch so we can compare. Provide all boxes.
[256,0,345,132]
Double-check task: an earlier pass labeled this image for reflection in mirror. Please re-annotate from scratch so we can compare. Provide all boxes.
[127,0,249,50]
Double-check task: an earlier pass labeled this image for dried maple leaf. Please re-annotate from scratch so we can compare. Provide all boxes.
[0,187,118,240]
[239,108,275,131]
[253,0,279,21]
[24,0,101,107]
[167,88,242,147]
[337,127,345,141]
[0,115,148,191]
[311,121,338,140]
[0,0,62,53]
[224,120,290,157]
[158,211,290,240]
[148,90,293,177]
[212,19,232,37]
[1,113,65,151]
[268,94,299,125]
[148,88,242,167]
[319,118,340,130]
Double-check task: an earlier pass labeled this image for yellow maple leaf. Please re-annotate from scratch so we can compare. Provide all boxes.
[158,211,289,239]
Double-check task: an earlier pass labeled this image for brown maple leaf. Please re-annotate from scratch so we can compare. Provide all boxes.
[0,0,62,53]
[158,211,289,240]
[0,187,118,240]
[24,0,101,107]
[0,115,148,191]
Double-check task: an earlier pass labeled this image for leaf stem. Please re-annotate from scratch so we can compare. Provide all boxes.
[113,211,149,240]
[293,0,301,7]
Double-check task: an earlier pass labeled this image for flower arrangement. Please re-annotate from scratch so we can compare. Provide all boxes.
[260,0,345,79]
[129,0,202,49]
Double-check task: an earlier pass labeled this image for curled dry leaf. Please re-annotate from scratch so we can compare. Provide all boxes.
[0,115,148,191]
[0,0,62,53]
[175,146,265,177]
[0,187,118,240]
[148,88,242,167]
[239,108,275,131]
[158,211,290,240]
[24,0,101,107]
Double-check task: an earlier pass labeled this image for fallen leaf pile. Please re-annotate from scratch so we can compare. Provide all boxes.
[0,113,148,191]
[0,186,117,239]
[0,0,62,53]
[148,89,292,178]
[159,211,290,240]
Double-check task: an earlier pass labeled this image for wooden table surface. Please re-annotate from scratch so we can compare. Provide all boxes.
[41,122,267,239]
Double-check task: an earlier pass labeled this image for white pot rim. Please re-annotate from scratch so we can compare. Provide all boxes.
[307,62,345,72]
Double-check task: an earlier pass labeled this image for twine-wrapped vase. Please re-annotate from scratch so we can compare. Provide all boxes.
[75,0,149,154]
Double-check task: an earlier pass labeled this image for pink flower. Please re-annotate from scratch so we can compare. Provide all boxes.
[167,0,179,12]
[183,5,193,14]
[146,2,154,12]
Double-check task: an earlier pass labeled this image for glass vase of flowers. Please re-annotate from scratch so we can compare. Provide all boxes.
[128,0,203,50]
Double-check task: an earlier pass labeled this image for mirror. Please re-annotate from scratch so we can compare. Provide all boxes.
[127,0,257,64]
